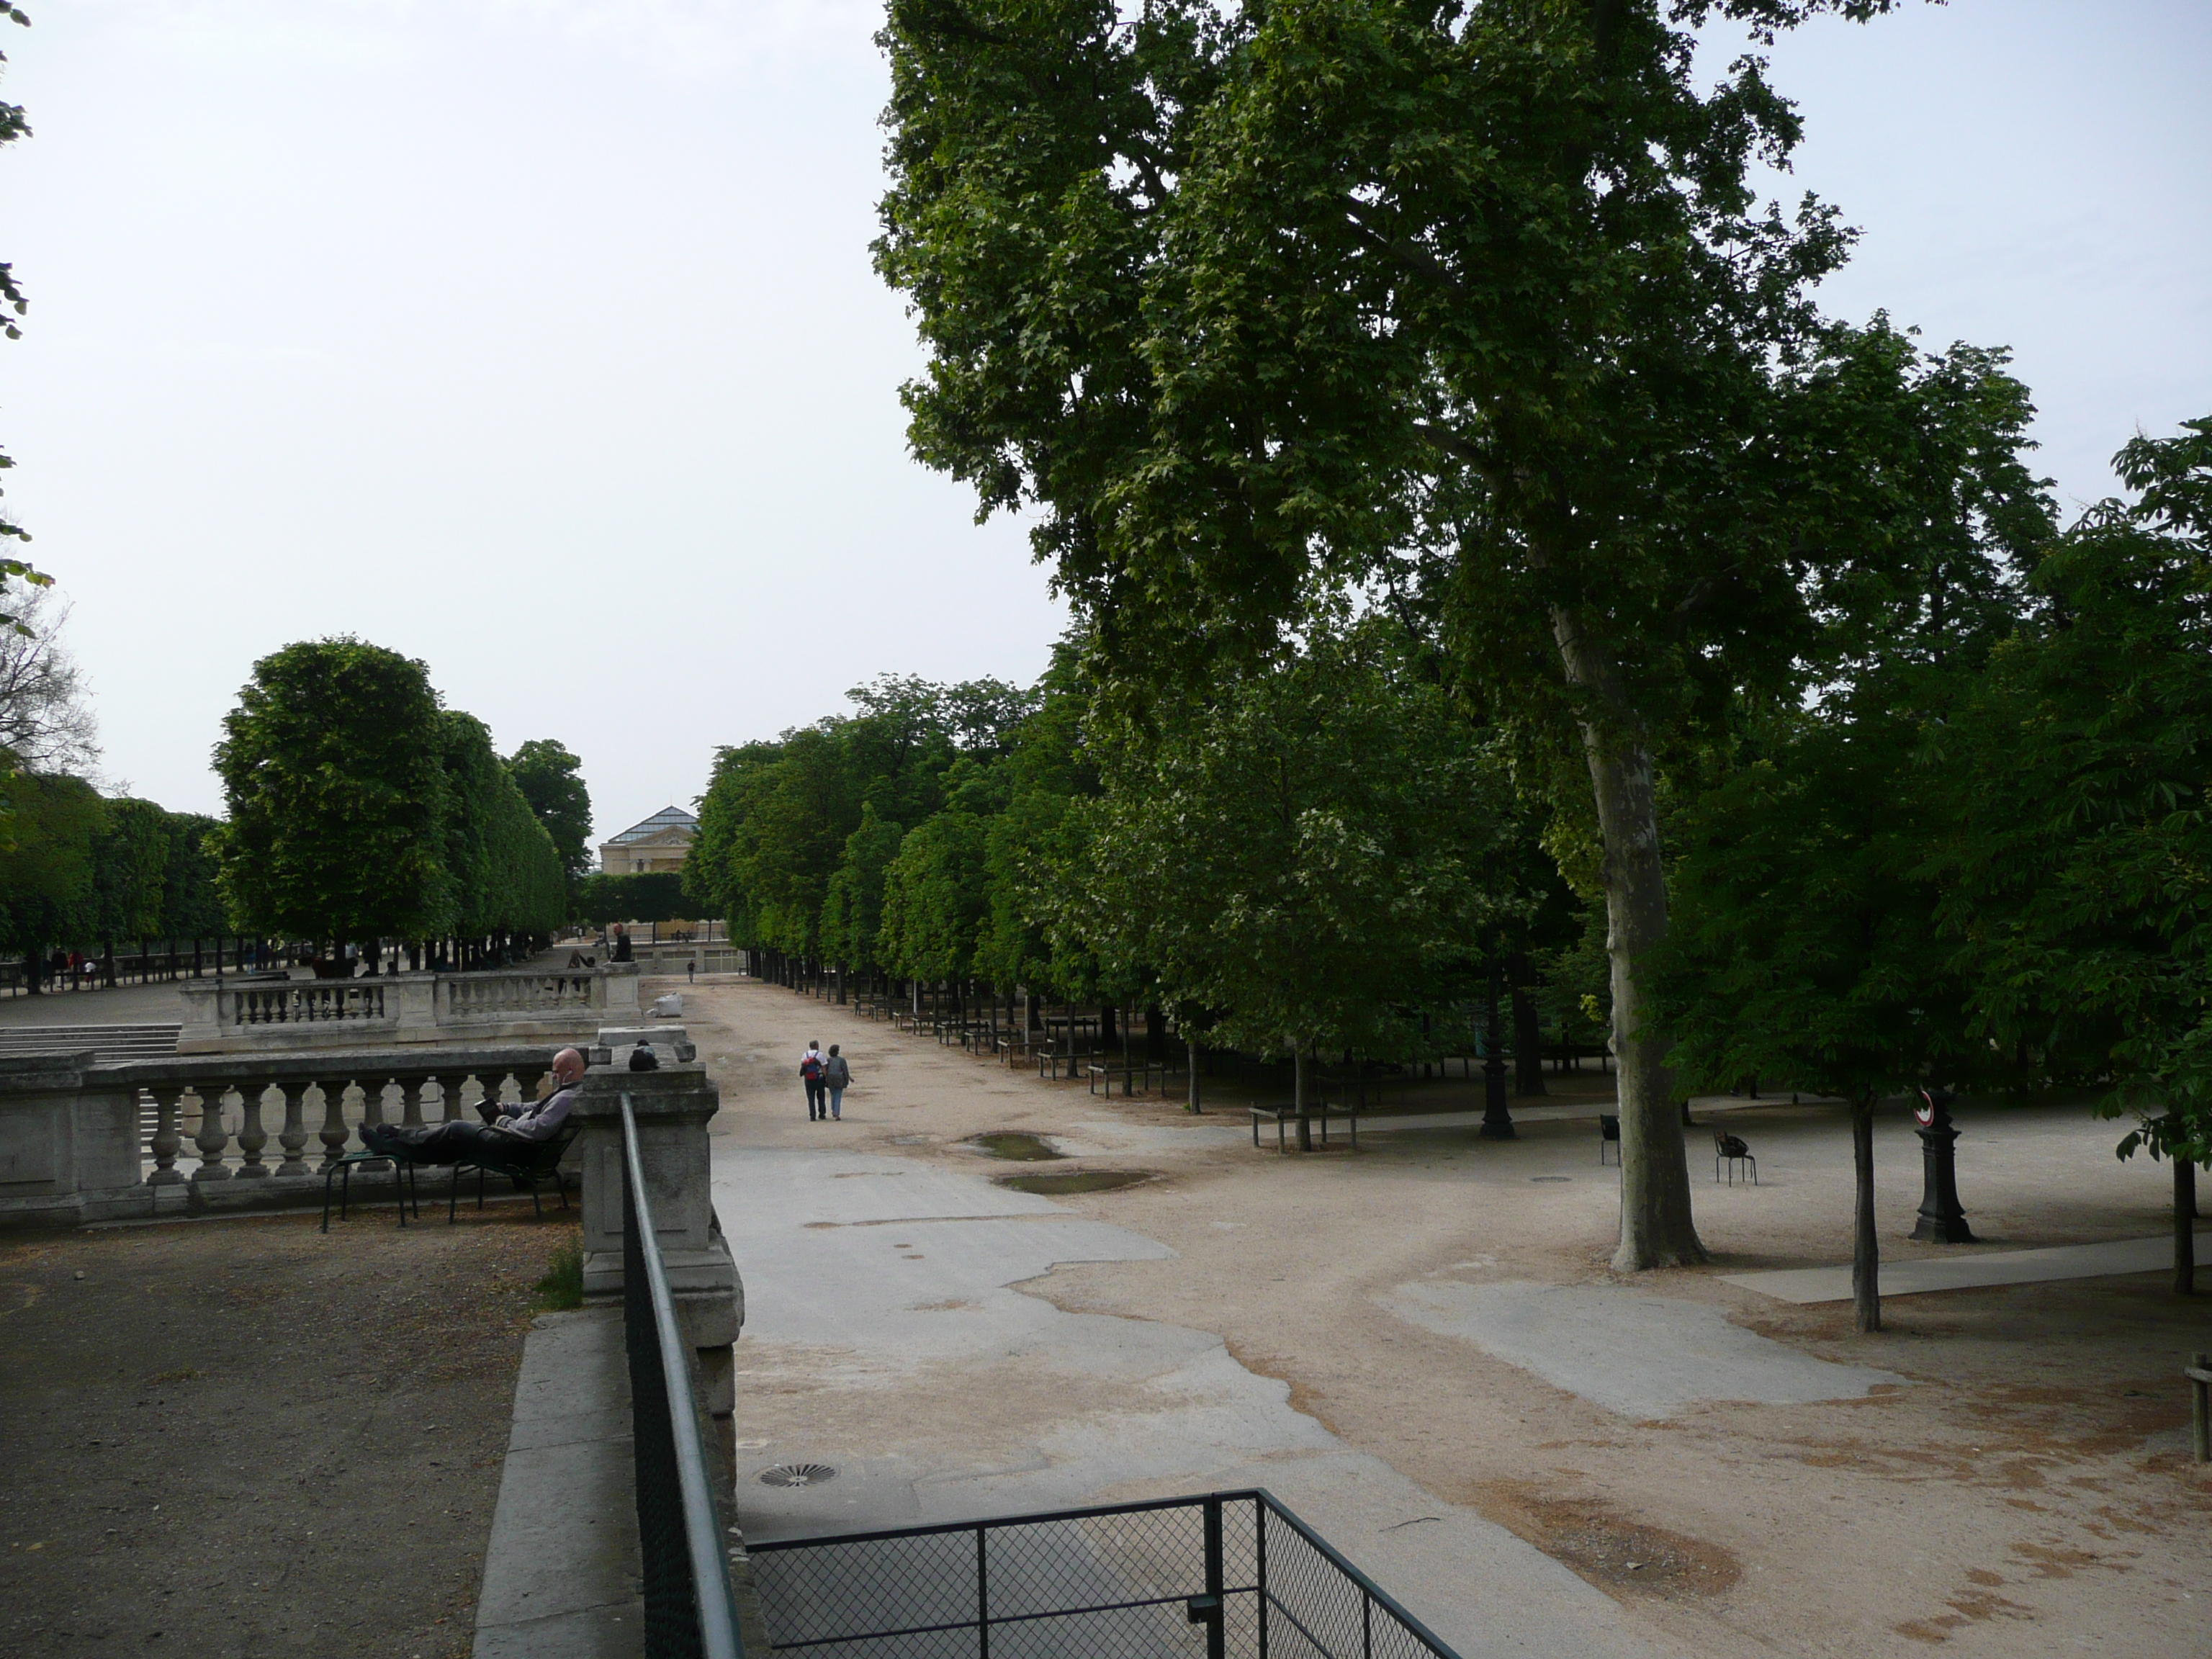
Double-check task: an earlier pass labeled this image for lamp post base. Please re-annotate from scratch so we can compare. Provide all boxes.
[1911,1094,1977,1243]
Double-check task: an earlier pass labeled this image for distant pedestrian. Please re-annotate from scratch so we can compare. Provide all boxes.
[611,924,632,963]
[686,956,696,984]
[822,1045,853,1121]
[800,1040,827,1120]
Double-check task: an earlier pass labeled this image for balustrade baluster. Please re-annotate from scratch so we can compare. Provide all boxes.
[273,1079,313,1179]
[359,1076,392,1146]
[235,1083,273,1177]
[315,1077,352,1168]
[398,1075,428,1127]
[434,1072,470,1123]
[192,1087,233,1182]
[147,1086,188,1186]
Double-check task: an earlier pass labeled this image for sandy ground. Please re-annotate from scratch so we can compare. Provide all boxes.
[680,974,2212,1659]
[0,1206,575,1658]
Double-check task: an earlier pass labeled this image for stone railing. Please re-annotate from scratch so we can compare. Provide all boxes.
[228,979,389,1027]
[0,1045,572,1225]
[175,965,640,1054]
[441,969,604,1021]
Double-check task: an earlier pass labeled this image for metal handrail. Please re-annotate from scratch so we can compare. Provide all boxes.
[621,1092,745,1659]
[748,1485,1462,1658]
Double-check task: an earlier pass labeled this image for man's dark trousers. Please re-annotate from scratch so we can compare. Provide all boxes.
[366,1120,505,1164]
[805,1079,825,1120]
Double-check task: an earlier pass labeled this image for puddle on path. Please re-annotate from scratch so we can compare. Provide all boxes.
[994,1169,1153,1196]
[970,1131,1064,1161]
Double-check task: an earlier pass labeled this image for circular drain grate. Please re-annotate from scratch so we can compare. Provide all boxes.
[757,1463,838,1489]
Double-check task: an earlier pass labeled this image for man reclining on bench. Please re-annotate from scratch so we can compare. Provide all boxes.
[363,1048,585,1163]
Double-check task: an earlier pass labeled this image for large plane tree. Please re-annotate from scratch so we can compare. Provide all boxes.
[875,0,2041,1267]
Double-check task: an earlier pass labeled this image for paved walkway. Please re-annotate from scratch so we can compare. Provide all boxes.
[1724,1231,2212,1304]
[702,1027,1691,1657]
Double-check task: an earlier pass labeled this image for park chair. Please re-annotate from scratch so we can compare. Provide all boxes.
[449,1118,583,1222]
[320,1145,427,1233]
[1598,1114,1620,1165]
[1714,1126,1757,1186]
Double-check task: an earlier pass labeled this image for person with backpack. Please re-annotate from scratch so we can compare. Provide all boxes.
[822,1045,853,1121]
[799,1040,827,1120]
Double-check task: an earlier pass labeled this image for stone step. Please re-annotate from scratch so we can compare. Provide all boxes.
[0,1023,182,1063]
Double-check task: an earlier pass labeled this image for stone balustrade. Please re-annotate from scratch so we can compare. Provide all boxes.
[176,965,640,1054]
[0,1045,572,1226]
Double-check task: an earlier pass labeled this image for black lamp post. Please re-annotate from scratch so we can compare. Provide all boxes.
[1910,1084,1977,1243]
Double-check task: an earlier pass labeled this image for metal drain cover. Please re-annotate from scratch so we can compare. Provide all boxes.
[758,1462,838,1488]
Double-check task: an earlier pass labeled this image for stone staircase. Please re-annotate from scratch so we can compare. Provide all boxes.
[0,1025,183,1159]
[0,1022,183,1064]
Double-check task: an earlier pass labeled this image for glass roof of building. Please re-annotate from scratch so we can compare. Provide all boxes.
[608,804,698,845]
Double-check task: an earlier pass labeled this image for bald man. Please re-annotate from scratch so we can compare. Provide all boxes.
[364,1047,587,1163]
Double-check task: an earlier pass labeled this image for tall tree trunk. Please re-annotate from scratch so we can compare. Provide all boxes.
[1853,1097,1881,1333]
[1187,1039,1203,1114]
[1295,1043,1313,1152]
[1554,607,1706,1269]
[1511,978,1547,1097]
[2177,1157,2198,1298]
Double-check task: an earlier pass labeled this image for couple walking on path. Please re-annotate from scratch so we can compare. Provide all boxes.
[799,1040,853,1121]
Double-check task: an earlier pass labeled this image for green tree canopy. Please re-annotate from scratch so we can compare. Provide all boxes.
[873,0,2052,1267]
[1071,624,1518,1135]
[212,639,452,946]
[210,639,562,947]
[0,770,100,963]
[1935,417,2212,1169]
[505,738,595,890]
[687,675,1032,956]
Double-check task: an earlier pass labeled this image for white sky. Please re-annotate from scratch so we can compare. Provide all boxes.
[3,1,2206,840]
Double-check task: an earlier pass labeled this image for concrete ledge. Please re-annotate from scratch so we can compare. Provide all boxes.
[1725,1230,2212,1304]
[475,1308,644,1659]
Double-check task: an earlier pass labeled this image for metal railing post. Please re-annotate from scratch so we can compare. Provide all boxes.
[621,1092,745,1659]
[1256,1498,1269,1659]
[1202,1496,1226,1659]
[976,1523,990,1659]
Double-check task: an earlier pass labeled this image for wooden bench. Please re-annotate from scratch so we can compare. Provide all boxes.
[1250,1102,1363,1152]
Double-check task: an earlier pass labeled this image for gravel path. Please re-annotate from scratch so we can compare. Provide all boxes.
[0,1205,575,1658]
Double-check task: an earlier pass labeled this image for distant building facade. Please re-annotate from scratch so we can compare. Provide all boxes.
[598,804,697,875]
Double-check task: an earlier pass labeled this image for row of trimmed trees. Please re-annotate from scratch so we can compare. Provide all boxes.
[686,642,1599,1114]
[207,639,575,969]
[0,776,225,987]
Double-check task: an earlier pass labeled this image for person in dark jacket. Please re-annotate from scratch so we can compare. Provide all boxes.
[822,1045,853,1120]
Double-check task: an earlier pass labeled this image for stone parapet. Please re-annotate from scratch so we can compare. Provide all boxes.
[0,1043,574,1228]
[572,1064,743,1485]
[175,964,642,1054]
[0,1051,146,1227]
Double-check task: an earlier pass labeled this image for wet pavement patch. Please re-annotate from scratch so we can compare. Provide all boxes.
[971,1131,1064,1161]
[993,1169,1152,1196]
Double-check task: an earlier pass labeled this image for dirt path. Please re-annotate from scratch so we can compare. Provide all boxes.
[679,974,2212,1658]
[0,1205,575,1658]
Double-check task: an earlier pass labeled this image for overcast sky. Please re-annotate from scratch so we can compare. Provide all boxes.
[4,1,2206,842]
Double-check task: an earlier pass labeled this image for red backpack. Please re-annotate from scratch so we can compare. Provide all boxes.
[800,1053,822,1080]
